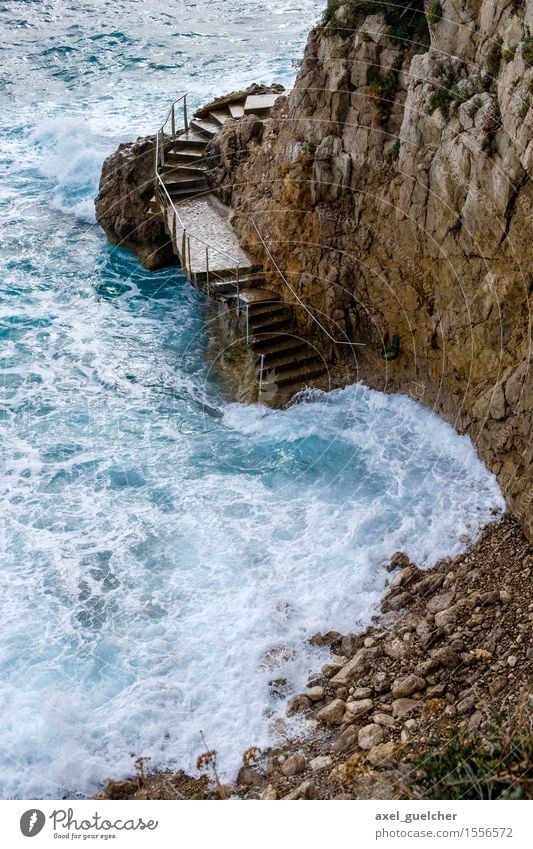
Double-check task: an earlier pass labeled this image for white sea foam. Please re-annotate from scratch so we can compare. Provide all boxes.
[30,118,110,223]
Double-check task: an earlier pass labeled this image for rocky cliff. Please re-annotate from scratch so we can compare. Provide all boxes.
[205,0,532,537]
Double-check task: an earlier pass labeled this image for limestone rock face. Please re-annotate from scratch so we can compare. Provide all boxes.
[212,0,533,538]
[95,135,174,270]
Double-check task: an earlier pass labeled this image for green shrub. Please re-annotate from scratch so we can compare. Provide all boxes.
[409,727,533,800]
[522,35,533,68]
[426,1,443,25]
[385,138,401,163]
[369,70,399,123]
[486,37,503,78]
[320,1,430,52]
[502,43,517,62]
[518,96,530,120]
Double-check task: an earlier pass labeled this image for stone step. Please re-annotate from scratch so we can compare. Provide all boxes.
[170,132,209,149]
[250,334,305,354]
[165,149,206,165]
[209,109,231,126]
[161,165,206,179]
[165,177,209,195]
[247,301,286,318]
[237,287,278,306]
[257,350,322,374]
[208,274,265,295]
[244,93,282,115]
[250,316,293,335]
[166,184,210,201]
[190,117,219,138]
[248,308,291,330]
[254,335,308,362]
[228,101,245,119]
[272,363,327,388]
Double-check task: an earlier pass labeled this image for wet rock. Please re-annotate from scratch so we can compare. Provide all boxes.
[306,685,325,702]
[287,694,311,716]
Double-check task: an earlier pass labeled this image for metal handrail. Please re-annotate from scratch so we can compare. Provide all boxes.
[251,219,365,347]
[154,94,244,306]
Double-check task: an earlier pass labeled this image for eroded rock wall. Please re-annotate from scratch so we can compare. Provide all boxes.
[207,0,532,537]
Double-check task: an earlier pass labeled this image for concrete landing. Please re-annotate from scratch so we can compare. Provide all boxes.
[165,194,257,279]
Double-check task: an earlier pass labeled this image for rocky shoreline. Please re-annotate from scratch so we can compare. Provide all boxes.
[99,512,532,800]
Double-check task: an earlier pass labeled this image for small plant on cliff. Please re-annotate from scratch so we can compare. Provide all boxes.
[502,43,517,62]
[426,1,442,24]
[409,708,533,800]
[197,732,227,799]
[486,36,503,79]
[385,138,401,163]
[368,69,399,124]
[522,34,533,68]
[517,96,530,121]
[481,100,502,155]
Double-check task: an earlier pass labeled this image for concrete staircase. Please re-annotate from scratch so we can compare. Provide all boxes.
[153,90,328,400]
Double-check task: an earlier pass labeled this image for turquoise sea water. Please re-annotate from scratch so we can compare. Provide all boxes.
[0,1,504,798]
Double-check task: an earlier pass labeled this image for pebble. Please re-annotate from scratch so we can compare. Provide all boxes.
[309,755,333,772]
[283,780,315,800]
[345,698,373,718]
[392,698,418,718]
[306,686,325,702]
[358,723,385,750]
[372,712,396,728]
[316,698,346,725]
[281,753,306,777]
[507,655,517,668]
[332,725,358,754]
[366,741,396,767]
[426,590,455,613]
[384,638,407,660]
[391,673,426,698]
[352,687,372,699]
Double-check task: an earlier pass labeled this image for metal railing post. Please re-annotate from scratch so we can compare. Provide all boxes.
[159,130,165,167]
[171,104,176,137]
[172,211,177,250]
[188,235,192,275]
[205,247,210,289]
[259,354,265,400]
[181,229,187,274]
[183,95,188,132]
[246,304,249,344]
[236,265,240,315]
